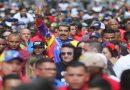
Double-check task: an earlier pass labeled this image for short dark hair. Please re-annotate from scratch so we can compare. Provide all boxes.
[58,22,70,30]
[65,61,87,71]
[2,74,21,86]
[13,78,54,90]
[101,28,115,37]
[89,75,111,90]
[35,58,54,69]
[61,44,75,49]
[120,69,130,90]
[124,31,130,41]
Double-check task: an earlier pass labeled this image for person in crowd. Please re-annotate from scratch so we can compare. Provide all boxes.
[13,78,54,90]
[108,19,126,42]
[0,50,28,89]
[0,38,6,62]
[79,52,120,90]
[13,6,34,25]
[101,28,115,42]
[120,69,130,90]
[35,16,78,63]
[25,42,47,79]
[2,30,12,40]
[2,74,22,90]
[56,44,75,80]
[31,41,47,59]
[6,33,21,50]
[0,50,24,76]
[6,33,30,61]
[63,61,90,90]
[108,19,119,31]
[73,23,85,41]
[124,31,130,54]
[19,28,33,53]
[77,41,102,54]
[102,42,119,76]
[34,58,65,87]
[88,75,111,90]
[69,23,77,39]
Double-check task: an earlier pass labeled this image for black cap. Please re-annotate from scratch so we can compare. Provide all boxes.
[32,41,45,48]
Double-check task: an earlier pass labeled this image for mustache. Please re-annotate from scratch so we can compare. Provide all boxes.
[60,34,66,36]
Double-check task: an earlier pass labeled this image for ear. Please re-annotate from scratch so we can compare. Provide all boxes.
[85,73,90,82]
[59,52,62,60]
[34,68,40,76]
[0,62,2,72]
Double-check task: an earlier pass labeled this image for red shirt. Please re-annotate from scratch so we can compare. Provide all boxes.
[102,74,120,90]
[57,84,88,90]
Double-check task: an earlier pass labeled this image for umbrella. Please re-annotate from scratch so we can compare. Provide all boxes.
[113,54,130,79]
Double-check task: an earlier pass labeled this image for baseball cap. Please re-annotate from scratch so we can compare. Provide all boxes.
[79,52,107,68]
[4,50,23,62]
[91,21,105,30]
[89,32,101,39]
[32,41,45,48]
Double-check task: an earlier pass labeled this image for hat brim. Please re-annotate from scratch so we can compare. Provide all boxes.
[32,46,44,48]
[5,57,24,62]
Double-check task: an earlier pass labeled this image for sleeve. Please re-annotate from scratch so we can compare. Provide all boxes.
[35,18,51,38]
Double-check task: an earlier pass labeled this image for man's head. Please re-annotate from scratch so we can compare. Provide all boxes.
[64,61,89,90]
[108,19,119,30]
[19,6,27,16]
[1,50,24,75]
[0,38,6,53]
[58,23,70,41]
[2,74,22,90]
[19,28,31,42]
[70,23,77,36]
[79,52,107,77]
[124,31,130,43]
[101,29,115,42]
[114,30,121,42]
[35,58,57,81]
[125,22,130,31]
[88,75,111,90]
[7,33,21,50]
[60,44,75,63]
[32,41,45,55]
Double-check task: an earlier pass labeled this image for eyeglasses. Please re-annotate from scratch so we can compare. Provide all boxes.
[61,52,73,56]
[59,30,69,32]
[38,68,57,71]
[8,41,20,43]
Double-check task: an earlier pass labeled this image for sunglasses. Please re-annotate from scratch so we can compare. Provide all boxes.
[61,52,73,56]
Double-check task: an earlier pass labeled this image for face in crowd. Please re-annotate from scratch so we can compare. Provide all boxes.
[1,59,23,75]
[58,25,70,41]
[102,29,116,42]
[108,19,119,30]
[35,60,57,81]
[60,46,74,63]
[20,28,31,42]
[33,47,45,55]
[3,74,22,90]
[7,34,21,50]
[70,25,77,36]
[65,62,89,90]
[20,7,27,16]
[0,38,6,53]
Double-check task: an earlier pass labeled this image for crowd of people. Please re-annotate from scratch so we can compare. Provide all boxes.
[0,0,130,90]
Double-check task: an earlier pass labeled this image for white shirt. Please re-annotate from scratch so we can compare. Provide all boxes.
[13,13,34,24]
